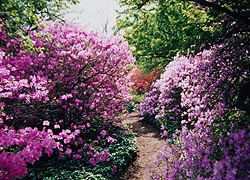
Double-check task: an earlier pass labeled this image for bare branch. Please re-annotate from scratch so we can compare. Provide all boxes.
[137,0,150,9]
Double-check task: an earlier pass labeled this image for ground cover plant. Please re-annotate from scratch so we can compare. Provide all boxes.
[140,33,250,179]
[0,20,137,179]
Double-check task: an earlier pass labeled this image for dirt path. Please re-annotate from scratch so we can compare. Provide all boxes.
[120,112,165,180]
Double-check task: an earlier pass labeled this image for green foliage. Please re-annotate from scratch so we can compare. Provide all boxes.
[190,0,250,27]
[0,0,78,34]
[125,93,144,112]
[213,109,250,140]
[116,0,220,71]
[116,0,250,72]
[125,102,135,113]
[25,168,106,180]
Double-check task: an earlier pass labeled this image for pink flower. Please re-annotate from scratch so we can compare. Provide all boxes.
[107,136,115,144]
[73,154,82,159]
[112,165,118,173]
[54,124,60,129]
[0,21,136,180]
[87,151,92,156]
[123,130,130,136]
[65,148,72,155]
[61,93,73,100]
[100,130,107,137]
[65,129,71,134]
[89,157,96,166]
[43,120,50,126]
[86,123,91,128]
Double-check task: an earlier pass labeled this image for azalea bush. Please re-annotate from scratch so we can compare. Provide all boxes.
[130,67,161,93]
[0,21,135,179]
[21,120,137,180]
[140,33,250,179]
[125,67,160,112]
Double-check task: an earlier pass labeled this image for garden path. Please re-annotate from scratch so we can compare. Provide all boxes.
[120,112,165,180]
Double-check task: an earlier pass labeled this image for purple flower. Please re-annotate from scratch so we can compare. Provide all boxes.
[140,45,250,179]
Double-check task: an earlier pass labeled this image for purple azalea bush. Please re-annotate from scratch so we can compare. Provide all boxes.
[140,34,250,179]
[0,21,135,179]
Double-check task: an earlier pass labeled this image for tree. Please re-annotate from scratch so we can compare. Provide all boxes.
[115,0,250,71]
[0,0,78,35]
[186,0,250,42]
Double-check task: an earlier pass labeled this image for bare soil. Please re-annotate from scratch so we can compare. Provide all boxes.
[120,112,165,180]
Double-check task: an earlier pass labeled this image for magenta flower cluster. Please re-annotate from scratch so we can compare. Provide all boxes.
[0,21,135,179]
[84,129,116,167]
[0,127,57,179]
[140,40,250,179]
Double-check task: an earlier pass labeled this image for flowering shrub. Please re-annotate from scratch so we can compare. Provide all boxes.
[125,67,160,112]
[22,120,137,180]
[0,21,135,179]
[130,67,161,93]
[0,127,57,179]
[140,51,212,134]
[140,34,250,179]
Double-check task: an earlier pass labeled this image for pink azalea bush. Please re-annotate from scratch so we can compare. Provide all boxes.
[0,21,135,179]
[140,35,250,179]
[0,127,57,179]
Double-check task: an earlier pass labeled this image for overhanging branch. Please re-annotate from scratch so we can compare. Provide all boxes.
[186,0,250,26]
[137,0,150,9]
